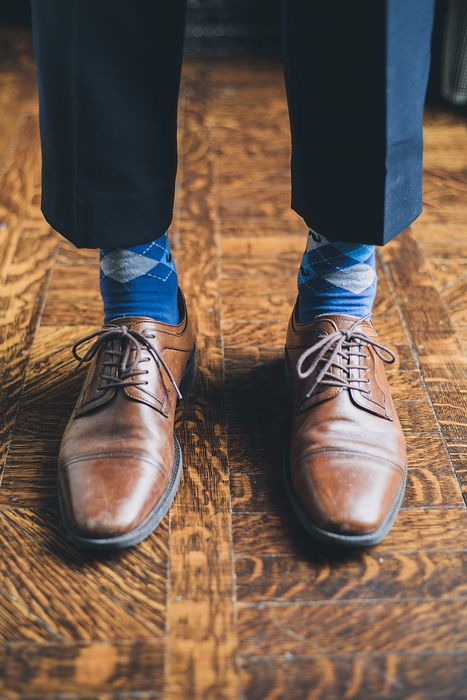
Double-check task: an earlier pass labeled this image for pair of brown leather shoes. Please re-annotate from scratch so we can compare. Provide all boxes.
[58,293,406,550]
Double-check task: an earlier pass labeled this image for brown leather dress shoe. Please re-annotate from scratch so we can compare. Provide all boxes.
[285,306,407,547]
[58,291,196,550]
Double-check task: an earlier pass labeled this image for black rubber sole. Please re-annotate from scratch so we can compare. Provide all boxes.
[283,346,407,548]
[59,344,197,551]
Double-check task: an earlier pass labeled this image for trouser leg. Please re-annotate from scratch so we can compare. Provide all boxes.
[31,0,187,249]
[283,0,436,245]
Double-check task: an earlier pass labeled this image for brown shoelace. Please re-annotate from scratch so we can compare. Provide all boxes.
[72,325,183,399]
[296,319,396,400]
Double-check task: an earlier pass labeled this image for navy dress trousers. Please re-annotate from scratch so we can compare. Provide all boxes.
[30,0,436,249]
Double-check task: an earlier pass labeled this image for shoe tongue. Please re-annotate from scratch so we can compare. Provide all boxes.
[312,314,373,334]
[105,317,161,334]
[106,316,154,325]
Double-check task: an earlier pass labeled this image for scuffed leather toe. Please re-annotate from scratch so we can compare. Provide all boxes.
[292,452,405,536]
[59,454,167,539]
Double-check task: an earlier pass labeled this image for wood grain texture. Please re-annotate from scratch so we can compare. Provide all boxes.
[233,509,467,557]
[235,549,467,603]
[219,197,298,223]
[0,71,38,113]
[0,116,42,281]
[3,507,169,620]
[0,640,164,699]
[0,510,164,641]
[0,113,24,182]
[40,237,103,325]
[165,68,238,700]
[238,598,467,656]
[0,326,93,505]
[0,186,59,479]
[381,229,467,462]
[240,653,467,700]
[40,249,102,325]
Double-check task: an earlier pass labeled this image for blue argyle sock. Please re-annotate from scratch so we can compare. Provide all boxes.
[297,229,377,323]
[100,231,180,324]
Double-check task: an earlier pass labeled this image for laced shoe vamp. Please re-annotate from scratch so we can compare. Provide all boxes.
[286,310,407,539]
[58,298,195,544]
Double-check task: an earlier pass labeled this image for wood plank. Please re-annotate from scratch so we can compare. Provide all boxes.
[223,319,289,347]
[165,67,238,700]
[219,217,304,239]
[219,192,297,222]
[0,115,42,282]
[222,292,297,322]
[414,218,467,244]
[208,57,284,86]
[4,502,168,566]
[3,507,169,633]
[423,169,467,213]
[40,263,103,326]
[211,87,289,138]
[235,549,467,603]
[240,653,467,700]
[0,511,163,640]
[215,139,292,192]
[423,123,467,170]
[0,586,61,643]
[40,237,102,325]
[0,113,24,182]
[211,98,288,136]
[220,276,296,296]
[0,325,93,505]
[0,187,59,479]
[423,104,467,127]
[221,233,304,258]
[424,250,467,293]
[0,72,38,113]
[0,640,164,699]
[233,509,467,557]
[380,230,467,458]
[224,347,290,476]
[237,598,467,656]
[213,84,287,109]
[394,398,440,434]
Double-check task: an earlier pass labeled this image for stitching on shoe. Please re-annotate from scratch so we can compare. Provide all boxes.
[294,448,406,474]
[58,451,168,480]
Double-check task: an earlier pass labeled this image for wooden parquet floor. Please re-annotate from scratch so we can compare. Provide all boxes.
[1,25,467,700]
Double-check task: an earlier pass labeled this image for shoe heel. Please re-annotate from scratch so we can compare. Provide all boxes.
[178,344,197,405]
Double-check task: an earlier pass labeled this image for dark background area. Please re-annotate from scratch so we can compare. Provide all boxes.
[0,0,452,99]
[0,0,282,53]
